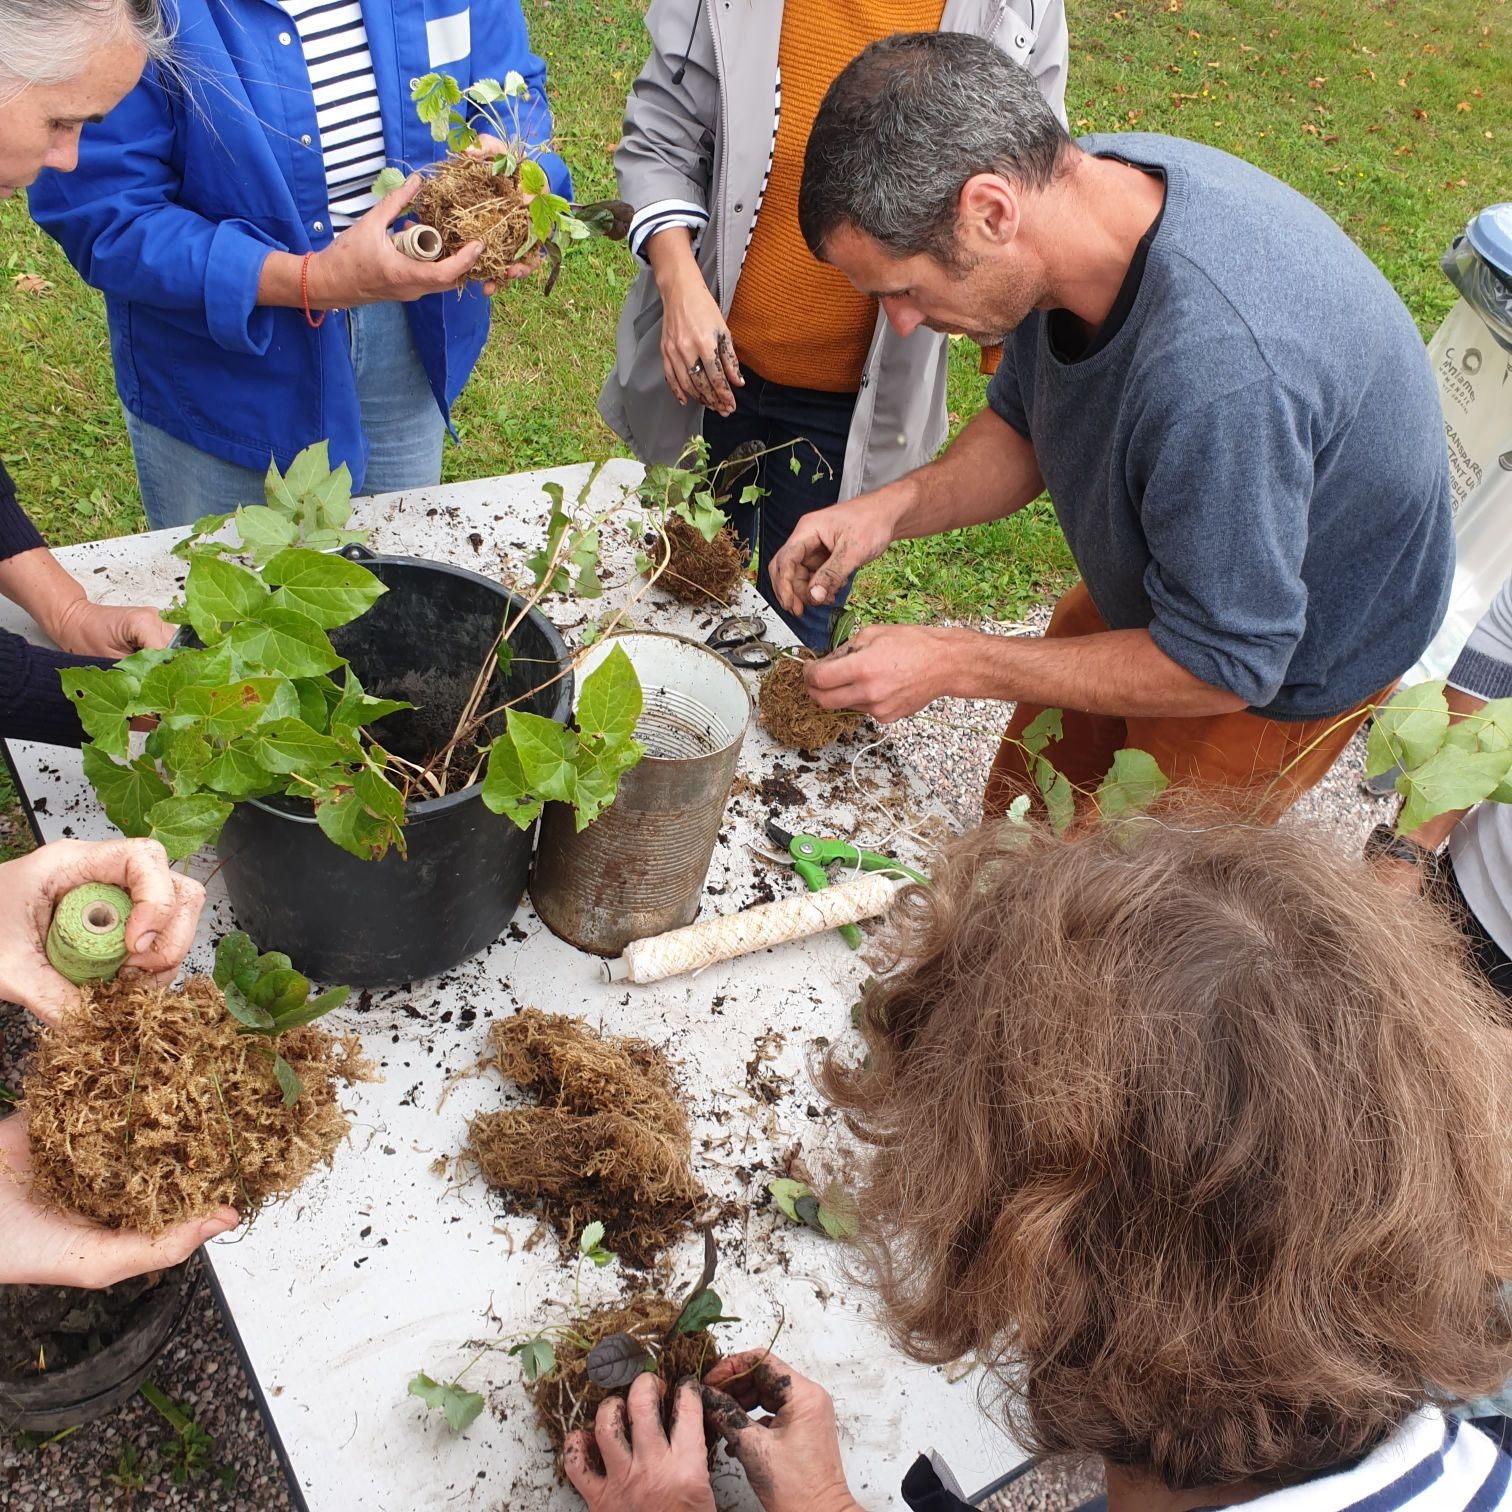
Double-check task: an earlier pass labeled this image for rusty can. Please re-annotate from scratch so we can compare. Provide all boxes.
[529,632,753,955]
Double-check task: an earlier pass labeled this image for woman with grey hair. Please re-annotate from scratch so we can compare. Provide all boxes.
[0,0,178,747]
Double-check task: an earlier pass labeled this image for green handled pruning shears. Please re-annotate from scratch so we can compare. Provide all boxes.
[763,820,929,949]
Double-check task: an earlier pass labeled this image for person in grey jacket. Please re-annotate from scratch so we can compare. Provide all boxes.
[598,0,1068,646]
[1373,571,1512,1003]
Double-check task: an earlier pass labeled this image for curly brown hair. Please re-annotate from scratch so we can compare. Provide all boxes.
[820,817,1512,1490]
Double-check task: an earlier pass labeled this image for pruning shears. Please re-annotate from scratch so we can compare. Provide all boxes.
[761,820,928,949]
[706,614,781,670]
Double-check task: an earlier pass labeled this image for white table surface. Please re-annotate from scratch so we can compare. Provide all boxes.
[1,460,1019,1511]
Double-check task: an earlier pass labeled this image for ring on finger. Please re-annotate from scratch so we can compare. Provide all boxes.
[690,359,704,375]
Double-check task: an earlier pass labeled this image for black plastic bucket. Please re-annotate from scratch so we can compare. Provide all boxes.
[216,551,572,986]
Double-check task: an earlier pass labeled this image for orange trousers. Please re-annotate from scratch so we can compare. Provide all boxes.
[982,583,1392,824]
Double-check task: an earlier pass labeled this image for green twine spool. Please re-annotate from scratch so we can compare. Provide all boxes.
[46,883,133,985]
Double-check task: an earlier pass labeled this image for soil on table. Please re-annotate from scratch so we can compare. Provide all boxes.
[0,1272,159,1379]
[22,978,368,1236]
[412,155,539,284]
[653,517,745,607]
[530,1295,720,1464]
[758,653,863,751]
[464,1009,704,1267]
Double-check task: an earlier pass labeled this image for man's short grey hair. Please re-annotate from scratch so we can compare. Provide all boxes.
[0,0,169,99]
[799,32,1072,265]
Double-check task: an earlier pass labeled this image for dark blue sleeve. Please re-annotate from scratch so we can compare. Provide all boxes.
[0,463,46,562]
[0,632,110,748]
[472,2,572,200]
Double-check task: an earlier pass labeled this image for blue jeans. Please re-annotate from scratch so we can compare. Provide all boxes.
[703,368,855,650]
[125,301,446,530]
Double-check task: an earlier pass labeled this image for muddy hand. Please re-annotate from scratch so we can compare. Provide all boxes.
[563,1375,716,1512]
[659,272,742,414]
[768,496,894,619]
[0,1109,238,1288]
[700,1352,862,1512]
[803,624,951,725]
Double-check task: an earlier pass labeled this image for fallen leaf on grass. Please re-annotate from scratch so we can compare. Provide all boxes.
[12,273,50,295]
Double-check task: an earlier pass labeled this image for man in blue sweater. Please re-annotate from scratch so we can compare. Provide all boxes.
[772,33,1453,820]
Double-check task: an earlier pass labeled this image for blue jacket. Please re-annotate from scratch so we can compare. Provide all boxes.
[29,0,570,490]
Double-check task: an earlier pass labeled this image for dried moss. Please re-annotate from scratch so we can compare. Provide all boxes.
[654,517,745,607]
[464,1009,703,1267]
[412,155,536,283]
[758,653,863,751]
[23,977,367,1236]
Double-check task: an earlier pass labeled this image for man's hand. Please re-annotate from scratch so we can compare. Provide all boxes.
[0,839,206,1026]
[0,1109,237,1288]
[768,496,901,619]
[47,598,173,659]
[563,1375,716,1512]
[803,625,953,724]
[305,176,484,306]
[700,1352,862,1512]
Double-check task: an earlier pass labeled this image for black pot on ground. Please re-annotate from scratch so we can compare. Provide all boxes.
[217,551,572,986]
[0,1257,199,1433]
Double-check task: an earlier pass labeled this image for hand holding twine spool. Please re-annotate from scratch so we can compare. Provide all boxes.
[392,223,444,262]
[46,883,133,985]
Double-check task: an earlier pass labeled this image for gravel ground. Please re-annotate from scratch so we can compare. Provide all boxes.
[1,613,1393,1510]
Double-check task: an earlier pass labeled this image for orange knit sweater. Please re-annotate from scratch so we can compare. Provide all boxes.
[724,0,945,394]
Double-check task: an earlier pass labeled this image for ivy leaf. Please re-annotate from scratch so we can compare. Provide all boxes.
[200,741,277,799]
[508,1338,556,1384]
[81,745,171,836]
[479,730,543,830]
[146,794,233,860]
[408,1373,484,1433]
[154,727,217,797]
[270,985,349,1032]
[1366,681,1450,776]
[1475,698,1512,755]
[1396,747,1512,835]
[213,934,258,991]
[313,767,407,861]
[248,718,345,775]
[675,1288,738,1335]
[506,710,578,805]
[223,981,276,1032]
[576,645,643,743]
[584,1334,654,1390]
[291,676,339,733]
[228,607,344,679]
[330,665,410,731]
[1020,707,1063,758]
[170,678,287,741]
[571,735,644,831]
[1094,748,1168,820]
[138,649,222,711]
[1034,755,1075,834]
[263,548,386,629]
[171,510,234,560]
[230,504,300,565]
[60,665,141,759]
[271,1053,304,1107]
[184,555,269,642]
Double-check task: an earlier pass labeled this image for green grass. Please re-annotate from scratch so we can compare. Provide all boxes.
[0,0,1506,606]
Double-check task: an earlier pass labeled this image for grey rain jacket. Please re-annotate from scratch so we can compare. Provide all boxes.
[598,0,1070,502]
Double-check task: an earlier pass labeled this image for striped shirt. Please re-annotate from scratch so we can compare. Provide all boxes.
[279,0,387,227]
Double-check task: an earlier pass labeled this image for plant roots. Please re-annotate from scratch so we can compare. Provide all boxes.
[464,1009,703,1267]
[654,517,745,607]
[23,977,368,1235]
[412,155,536,283]
[758,653,863,751]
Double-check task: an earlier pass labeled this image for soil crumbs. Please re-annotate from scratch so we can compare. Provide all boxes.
[22,977,367,1236]
[465,1009,704,1268]
[655,517,745,607]
[759,654,863,751]
[1,1270,159,1377]
[530,1296,719,1464]
[413,155,535,283]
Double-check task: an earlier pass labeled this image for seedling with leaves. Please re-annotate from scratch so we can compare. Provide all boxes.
[408,1369,487,1434]
[768,1177,858,1242]
[213,932,349,1106]
[139,1383,237,1491]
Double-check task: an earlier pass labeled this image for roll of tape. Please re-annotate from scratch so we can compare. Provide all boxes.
[46,883,133,985]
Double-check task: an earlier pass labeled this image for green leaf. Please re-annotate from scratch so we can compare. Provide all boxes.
[138,649,220,712]
[508,1338,556,1385]
[579,1220,605,1254]
[1475,698,1512,755]
[506,710,578,805]
[466,76,506,105]
[292,676,338,733]
[271,1053,304,1107]
[172,510,235,559]
[184,555,269,642]
[229,607,344,679]
[675,1287,737,1335]
[171,678,287,741]
[223,981,276,1032]
[249,967,311,1017]
[408,1374,484,1433]
[1367,681,1450,775]
[61,665,143,759]
[82,745,171,837]
[1020,707,1063,758]
[371,166,407,198]
[576,645,642,743]
[479,731,543,830]
[1094,748,1168,820]
[767,1177,812,1223]
[528,196,556,247]
[281,442,332,501]
[270,985,350,1032]
[248,718,345,775]
[262,548,386,629]
[517,158,549,196]
[146,794,233,860]
[570,734,644,831]
[231,504,299,565]
[313,767,407,861]
[197,743,273,800]
[1034,755,1075,835]
[331,666,410,731]
[1396,747,1512,835]
[214,934,258,991]
[815,1196,859,1241]
[151,726,216,796]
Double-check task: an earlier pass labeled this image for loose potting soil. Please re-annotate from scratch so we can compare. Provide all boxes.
[464,1009,703,1267]
[0,1273,156,1378]
[530,1295,720,1463]
[412,156,536,284]
[653,517,745,607]
[22,977,368,1236]
[758,654,863,751]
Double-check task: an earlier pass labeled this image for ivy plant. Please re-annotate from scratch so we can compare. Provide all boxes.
[213,931,348,1105]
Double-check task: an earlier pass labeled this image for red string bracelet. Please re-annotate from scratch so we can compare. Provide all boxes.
[300,251,326,329]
